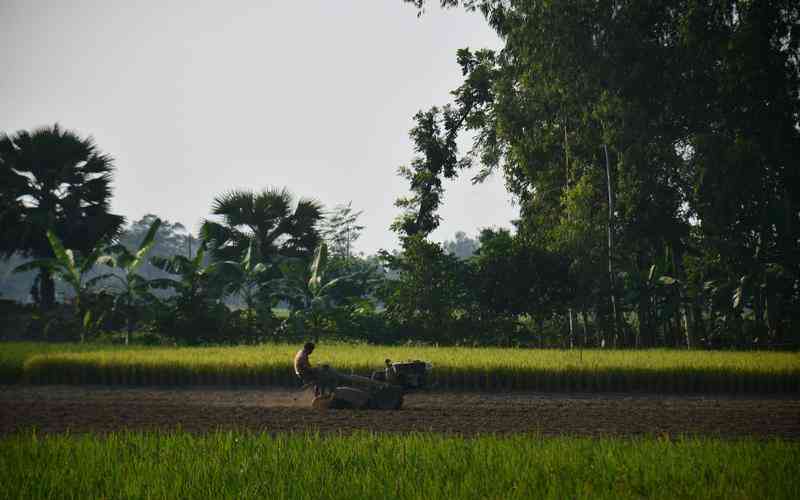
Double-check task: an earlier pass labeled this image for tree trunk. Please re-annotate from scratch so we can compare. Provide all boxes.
[636,296,648,348]
[692,302,705,347]
[126,317,133,346]
[765,280,785,345]
[595,297,607,348]
[580,308,589,348]
[568,309,575,349]
[537,318,544,348]
[38,269,56,311]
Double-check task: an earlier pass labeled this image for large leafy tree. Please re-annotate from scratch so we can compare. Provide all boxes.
[380,236,472,342]
[0,124,125,309]
[401,0,800,347]
[201,188,323,265]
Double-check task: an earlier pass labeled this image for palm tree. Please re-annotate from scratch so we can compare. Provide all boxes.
[0,124,125,309]
[200,187,323,265]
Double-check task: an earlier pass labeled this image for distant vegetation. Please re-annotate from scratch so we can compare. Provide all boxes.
[1,1,798,349]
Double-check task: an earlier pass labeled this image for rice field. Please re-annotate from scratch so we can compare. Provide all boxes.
[1,431,797,499]
[3,342,799,393]
[0,342,114,384]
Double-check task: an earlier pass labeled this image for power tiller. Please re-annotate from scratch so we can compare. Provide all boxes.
[309,359,432,410]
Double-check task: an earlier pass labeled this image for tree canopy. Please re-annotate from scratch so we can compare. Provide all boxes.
[394,0,800,347]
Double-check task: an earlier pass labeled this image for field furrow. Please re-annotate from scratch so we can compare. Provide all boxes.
[2,386,797,438]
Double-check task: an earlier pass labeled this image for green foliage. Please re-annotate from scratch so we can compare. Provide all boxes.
[0,300,33,340]
[14,230,113,342]
[391,106,469,238]
[394,0,800,349]
[271,242,364,341]
[380,236,473,342]
[470,228,573,321]
[211,240,277,341]
[98,218,162,345]
[149,245,231,344]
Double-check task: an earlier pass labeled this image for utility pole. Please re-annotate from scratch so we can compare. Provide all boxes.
[603,143,619,347]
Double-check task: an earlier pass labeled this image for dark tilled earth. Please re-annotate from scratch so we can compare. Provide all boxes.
[1,385,797,438]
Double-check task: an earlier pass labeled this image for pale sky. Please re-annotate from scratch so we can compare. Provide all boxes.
[1,0,517,255]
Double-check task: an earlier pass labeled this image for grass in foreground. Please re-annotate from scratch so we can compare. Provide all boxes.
[1,432,797,500]
[7,341,799,392]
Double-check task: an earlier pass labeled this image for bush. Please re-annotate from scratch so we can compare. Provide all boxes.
[0,300,34,341]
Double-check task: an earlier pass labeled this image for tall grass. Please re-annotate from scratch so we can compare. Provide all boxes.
[1,432,798,499]
[5,342,799,393]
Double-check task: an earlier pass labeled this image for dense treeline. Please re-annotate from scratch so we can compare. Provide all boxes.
[1,1,797,349]
[393,0,800,348]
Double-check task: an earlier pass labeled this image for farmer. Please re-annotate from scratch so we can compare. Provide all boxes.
[294,342,336,396]
[384,358,398,384]
[294,342,316,383]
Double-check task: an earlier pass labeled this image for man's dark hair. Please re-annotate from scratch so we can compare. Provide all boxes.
[303,342,315,352]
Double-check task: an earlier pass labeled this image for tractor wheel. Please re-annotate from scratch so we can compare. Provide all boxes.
[311,395,334,409]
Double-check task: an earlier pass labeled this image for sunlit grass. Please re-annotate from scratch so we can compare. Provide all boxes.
[1,431,797,500]
[4,341,798,392]
[0,342,123,383]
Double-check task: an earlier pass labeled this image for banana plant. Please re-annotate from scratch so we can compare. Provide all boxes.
[211,240,272,337]
[271,242,355,340]
[150,242,233,309]
[97,218,161,345]
[212,241,268,308]
[725,264,790,342]
[14,230,113,342]
[620,259,681,347]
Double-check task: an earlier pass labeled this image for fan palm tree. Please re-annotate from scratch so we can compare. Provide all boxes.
[200,187,323,265]
[0,124,125,309]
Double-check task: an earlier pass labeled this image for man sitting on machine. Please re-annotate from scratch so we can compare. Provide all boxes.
[293,342,337,396]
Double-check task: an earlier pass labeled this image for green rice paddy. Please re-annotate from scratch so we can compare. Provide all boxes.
[2,342,798,393]
[1,432,797,500]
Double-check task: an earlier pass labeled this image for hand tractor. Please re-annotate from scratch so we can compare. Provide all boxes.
[307,359,432,410]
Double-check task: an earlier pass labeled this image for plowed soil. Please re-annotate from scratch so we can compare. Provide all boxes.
[1,385,797,438]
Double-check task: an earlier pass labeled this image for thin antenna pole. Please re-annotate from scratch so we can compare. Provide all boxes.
[564,119,575,351]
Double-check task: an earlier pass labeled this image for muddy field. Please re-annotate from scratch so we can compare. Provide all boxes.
[1,385,797,438]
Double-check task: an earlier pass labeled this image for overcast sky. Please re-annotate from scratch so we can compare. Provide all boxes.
[1,0,517,255]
